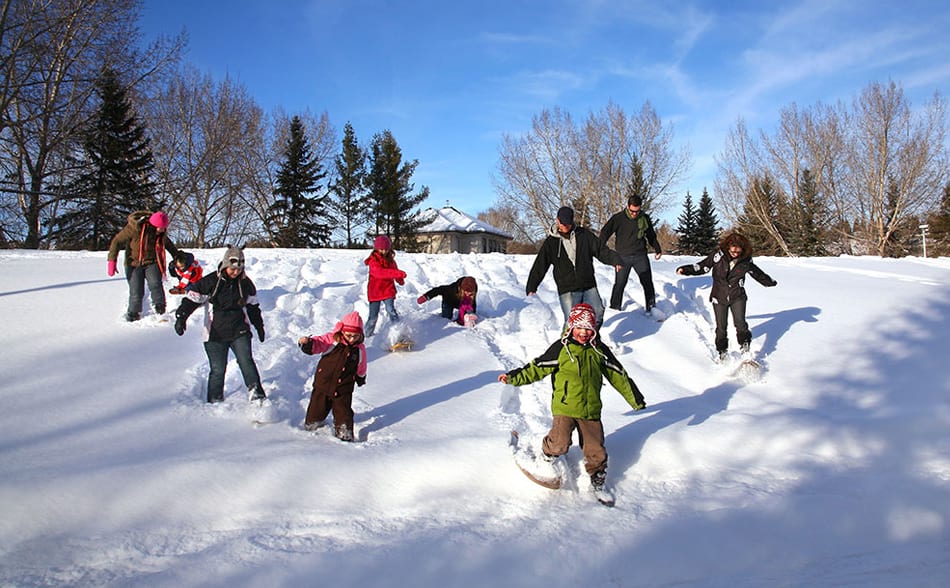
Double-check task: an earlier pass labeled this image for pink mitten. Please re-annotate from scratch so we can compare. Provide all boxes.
[107,260,117,276]
[417,295,427,304]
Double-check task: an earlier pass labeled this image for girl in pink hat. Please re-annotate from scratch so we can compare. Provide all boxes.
[298,311,368,441]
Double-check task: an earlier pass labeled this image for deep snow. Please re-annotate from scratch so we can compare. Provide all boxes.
[1,248,948,587]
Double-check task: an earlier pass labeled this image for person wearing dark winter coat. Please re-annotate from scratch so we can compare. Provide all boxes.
[167,251,203,294]
[525,206,620,330]
[417,276,478,325]
[498,303,646,496]
[174,246,266,403]
[677,231,777,360]
[298,311,368,442]
[599,194,662,314]
[364,235,407,337]
[107,210,180,321]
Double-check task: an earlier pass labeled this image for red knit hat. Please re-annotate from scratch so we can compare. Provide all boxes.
[373,235,391,251]
[568,303,596,332]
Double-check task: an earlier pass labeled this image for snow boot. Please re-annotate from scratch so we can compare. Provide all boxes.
[740,342,751,354]
[125,311,141,322]
[590,470,615,506]
[249,384,266,402]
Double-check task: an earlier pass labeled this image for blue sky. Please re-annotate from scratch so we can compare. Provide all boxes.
[139,0,950,225]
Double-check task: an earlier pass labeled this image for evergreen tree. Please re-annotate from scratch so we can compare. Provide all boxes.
[268,116,330,247]
[789,168,827,256]
[694,187,721,253]
[366,130,429,251]
[737,175,785,255]
[54,68,157,250]
[329,122,369,248]
[925,182,950,256]
[674,191,698,254]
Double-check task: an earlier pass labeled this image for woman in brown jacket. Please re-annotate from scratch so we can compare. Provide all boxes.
[107,210,179,321]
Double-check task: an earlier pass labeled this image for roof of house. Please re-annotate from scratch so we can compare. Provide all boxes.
[417,206,513,239]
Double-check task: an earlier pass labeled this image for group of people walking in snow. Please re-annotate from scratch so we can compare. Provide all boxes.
[107,199,777,497]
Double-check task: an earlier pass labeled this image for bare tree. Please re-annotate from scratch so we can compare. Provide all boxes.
[844,81,947,256]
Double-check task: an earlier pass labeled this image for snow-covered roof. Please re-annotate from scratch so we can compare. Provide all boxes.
[417,206,513,239]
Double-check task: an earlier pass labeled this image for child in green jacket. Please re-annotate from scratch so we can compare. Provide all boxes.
[498,302,646,498]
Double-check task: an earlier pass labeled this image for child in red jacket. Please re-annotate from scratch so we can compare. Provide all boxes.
[298,311,368,442]
[168,251,203,294]
[363,235,407,337]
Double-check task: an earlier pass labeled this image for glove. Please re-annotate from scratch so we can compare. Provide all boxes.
[174,317,186,336]
[107,260,117,276]
[417,295,427,305]
[255,326,265,342]
[356,375,366,387]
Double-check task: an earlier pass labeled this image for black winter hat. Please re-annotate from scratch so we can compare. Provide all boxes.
[556,206,575,226]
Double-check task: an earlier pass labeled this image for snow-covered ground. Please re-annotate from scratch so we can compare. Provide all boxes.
[1,248,948,587]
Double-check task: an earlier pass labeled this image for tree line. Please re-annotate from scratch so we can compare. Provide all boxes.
[3,1,948,257]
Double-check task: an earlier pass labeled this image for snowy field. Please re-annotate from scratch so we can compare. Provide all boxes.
[1,248,948,587]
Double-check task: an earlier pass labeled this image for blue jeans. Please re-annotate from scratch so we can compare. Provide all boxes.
[558,287,605,331]
[365,298,398,336]
[126,263,166,316]
[203,333,263,403]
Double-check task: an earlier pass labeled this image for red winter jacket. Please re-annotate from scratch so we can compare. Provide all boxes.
[364,251,406,302]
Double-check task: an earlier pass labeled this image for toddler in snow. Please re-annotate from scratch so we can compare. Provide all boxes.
[417,275,478,326]
[498,303,646,502]
[363,235,407,337]
[298,311,368,442]
[168,251,204,294]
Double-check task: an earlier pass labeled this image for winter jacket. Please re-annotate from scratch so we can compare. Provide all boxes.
[678,245,776,305]
[108,211,180,274]
[505,335,646,420]
[299,312,368,397]
[526,225,620,295]
[176,268,264,342]
[420,277,478,314]
[599,209,661,258]
[365,251,407,302]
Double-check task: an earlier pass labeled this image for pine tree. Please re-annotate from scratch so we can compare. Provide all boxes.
[788,168,827,256]
[328,122,369,248]
[366,130,429,251]
[694,188,720,253]
[925,182,950,256]
[54,68,157,250]
[268,116,330,247]
[737,175,785,255]
[674,191,698,254]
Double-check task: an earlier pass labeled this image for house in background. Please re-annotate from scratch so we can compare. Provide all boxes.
[415,206,512,254]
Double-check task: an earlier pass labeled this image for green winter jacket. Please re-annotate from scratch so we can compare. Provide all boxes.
[506,336,646,420]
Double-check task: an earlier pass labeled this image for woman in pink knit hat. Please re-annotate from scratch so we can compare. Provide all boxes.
[107,210,180,321]
[298,311,368,441]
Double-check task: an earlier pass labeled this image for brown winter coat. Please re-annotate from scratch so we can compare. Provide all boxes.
[108,211,179,274]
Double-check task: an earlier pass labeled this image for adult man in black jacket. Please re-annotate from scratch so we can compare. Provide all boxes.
[526,206,620,330]
[599,194,662,314]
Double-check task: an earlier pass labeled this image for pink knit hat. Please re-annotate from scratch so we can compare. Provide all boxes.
[336,311,364,334]
[373,235,391,250]
[149,211,169,229]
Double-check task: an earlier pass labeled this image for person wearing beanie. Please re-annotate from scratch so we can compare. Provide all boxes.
[168,251,204,295]
[599,194,663,315]
[107,210,181,321]
[525,205,620,332]
[677,231,777,362]
[498,302,646,505]
[297,311,368,441]
[364,235,407,337]
[417,276,479,326]
[173,245,267,403]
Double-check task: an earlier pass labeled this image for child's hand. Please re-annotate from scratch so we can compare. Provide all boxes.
[298,336,310,345]
[497,374,508,384]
